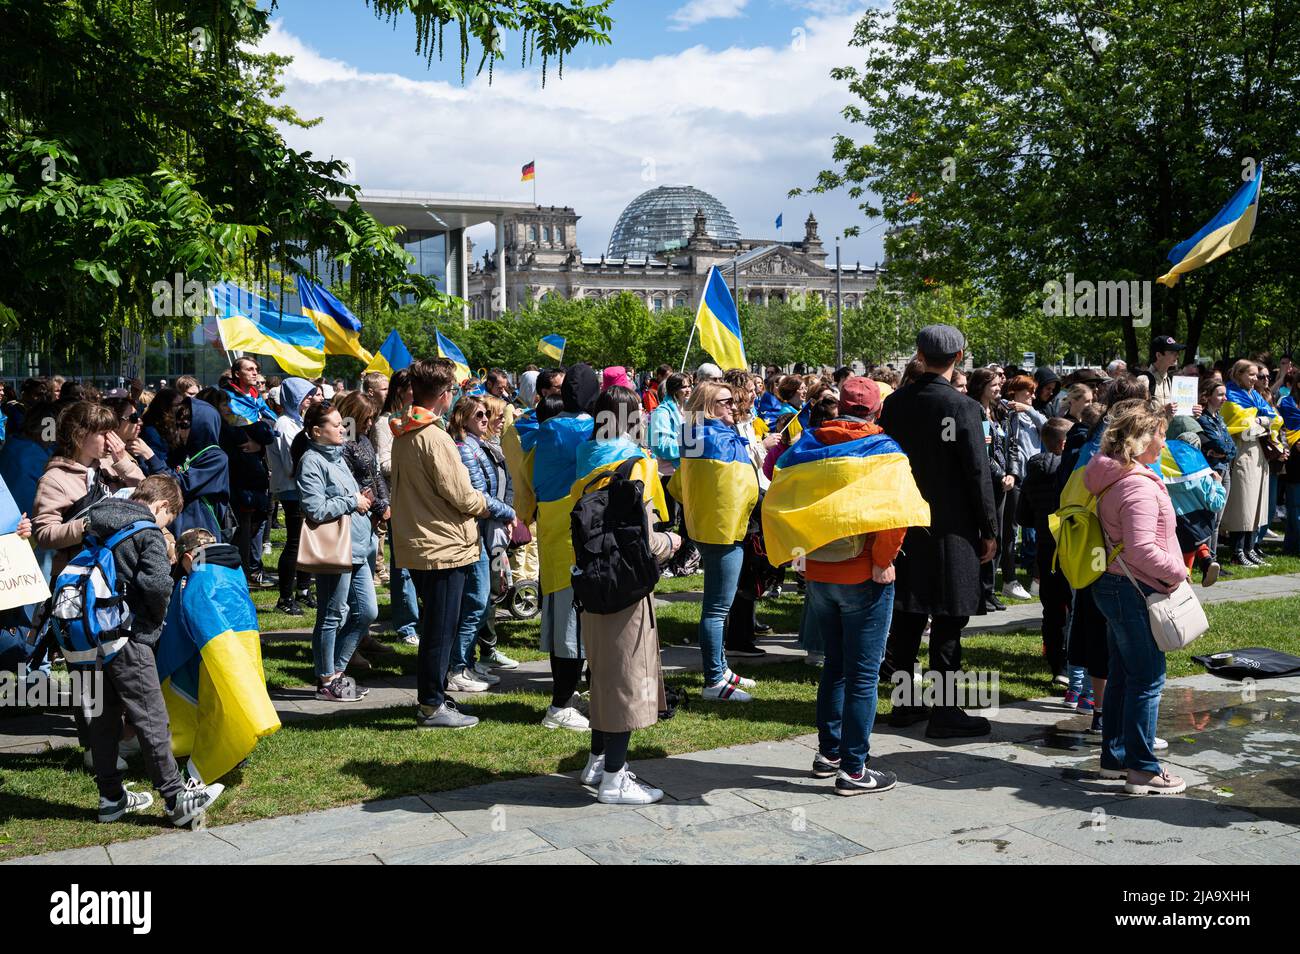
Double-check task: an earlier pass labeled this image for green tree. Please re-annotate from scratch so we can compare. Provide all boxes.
[799,0,1300,363]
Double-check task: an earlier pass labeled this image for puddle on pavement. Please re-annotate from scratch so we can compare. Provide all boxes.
[1022,687,1300,825]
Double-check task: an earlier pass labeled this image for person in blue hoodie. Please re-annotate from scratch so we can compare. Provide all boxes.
[170,397,232,540]
[0,400,56,554]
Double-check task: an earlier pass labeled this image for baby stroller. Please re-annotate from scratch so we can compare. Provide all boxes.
[490,521,541,620]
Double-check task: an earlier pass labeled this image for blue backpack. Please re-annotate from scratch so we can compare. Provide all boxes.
[50,520,158,669]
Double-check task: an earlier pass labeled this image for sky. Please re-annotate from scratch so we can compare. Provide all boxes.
[260,0,887,267]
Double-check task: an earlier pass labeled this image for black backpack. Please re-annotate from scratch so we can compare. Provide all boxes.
[570,458,660,614]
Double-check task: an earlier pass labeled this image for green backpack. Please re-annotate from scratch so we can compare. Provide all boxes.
[1048,483,1122,589]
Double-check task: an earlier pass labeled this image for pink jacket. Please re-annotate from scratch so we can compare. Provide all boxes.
[1083,453,1186,594]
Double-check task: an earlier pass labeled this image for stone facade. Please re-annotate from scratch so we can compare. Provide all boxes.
[466,205,881,319]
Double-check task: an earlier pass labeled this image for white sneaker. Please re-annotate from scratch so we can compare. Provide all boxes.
[471,662,502,685]
[483,648,519,670]
[702,679,753,702]
[1029,579,1041,597]
[542,705,590,731]
[401,633,420,647]
[804,652,825,667]
[1153,737,1168,751]
[1002,580,1032,600]
[598,767,664,805]
[580,752,605,785]
[447,666,491,693]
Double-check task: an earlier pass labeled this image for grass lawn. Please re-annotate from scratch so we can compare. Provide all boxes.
[3,586,1297,860]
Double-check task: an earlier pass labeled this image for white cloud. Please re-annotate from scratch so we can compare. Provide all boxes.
[258,9,887,269]
[669,0,750,31]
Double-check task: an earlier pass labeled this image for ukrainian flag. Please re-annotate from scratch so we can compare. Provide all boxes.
[533,414,594,594]
[756,391,795,427]
[1058,429,1104,509]
[558,437,667,584]
[296,277,374,363]
[223,386,277,427]
[210,282,326,378]
[364,329,413,377]
[539,335,566,362]
[503,410,539,523]
[1157,167,1263,287]
[762,427,929,567]
[1222,381,1276,437]
[156,550,280,784]
[1279,395,1300,449]
[1156,439,1214,485]
[436,329,471,384]
[669,417,759,545]
[694,266,746,371]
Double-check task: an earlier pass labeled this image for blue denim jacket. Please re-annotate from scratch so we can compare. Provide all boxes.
[296,441,377,566]
[1197,410,1236,476]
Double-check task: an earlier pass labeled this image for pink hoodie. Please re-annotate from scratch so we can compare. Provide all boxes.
[1083,453,1186,594]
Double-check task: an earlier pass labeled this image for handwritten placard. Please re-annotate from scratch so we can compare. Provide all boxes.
[1172,376,1198,418]
[0,535,50,611]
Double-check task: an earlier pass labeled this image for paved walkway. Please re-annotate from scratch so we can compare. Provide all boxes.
[9,671,1299,865]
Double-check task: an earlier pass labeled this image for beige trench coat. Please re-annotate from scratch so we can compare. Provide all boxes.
[582,502,677,734]
[1222,428,1269,532]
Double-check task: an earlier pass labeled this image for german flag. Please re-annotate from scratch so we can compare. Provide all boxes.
[521,160,536,182]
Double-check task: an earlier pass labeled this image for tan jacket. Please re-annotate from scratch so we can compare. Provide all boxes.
[33,454,145,574]
[390,417,488,570]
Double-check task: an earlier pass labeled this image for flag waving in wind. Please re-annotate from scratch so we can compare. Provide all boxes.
[1157,167,1263,287]
[209,282,325,378]
[436,329,471,384]
[539,334,565,362]
[694,266,746,371]
[364,329,413,377]
[296,277,373,363]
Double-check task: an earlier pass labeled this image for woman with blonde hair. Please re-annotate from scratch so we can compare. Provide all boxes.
[1083,403,1187,795]
[673,380,760,700]
[1221,359,1275,565]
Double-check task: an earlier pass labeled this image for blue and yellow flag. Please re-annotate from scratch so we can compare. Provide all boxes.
[222,385,277,427]
[539,334,566,362]
[1222,381,1275,437]
[503,410,539,523]
[762,424,929,567]
[669,417,759,545]
[364,329,413,377]
[1278,395,1300,449]
[296,277,373,363]
[1157,167,1263,287]
[694,266,746,371]
[156,552,280,784]
[436,329,471,384]
[1058,428,1104,509]
[209,282,326,378]
[1156,438,1213,485]
[533,414,595,594]
[756,391,795,427]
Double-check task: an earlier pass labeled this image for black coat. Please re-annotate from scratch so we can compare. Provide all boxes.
[879,373,998,617]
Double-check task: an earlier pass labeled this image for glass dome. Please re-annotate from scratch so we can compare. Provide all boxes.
[606,185,740,259]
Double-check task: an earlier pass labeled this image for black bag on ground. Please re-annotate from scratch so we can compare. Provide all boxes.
[570,458,660,615]
[1192,647,1300,680]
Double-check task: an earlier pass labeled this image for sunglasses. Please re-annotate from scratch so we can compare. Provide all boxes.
[125,413,142,424]
[473,410,488,420]
[717,397,735,407]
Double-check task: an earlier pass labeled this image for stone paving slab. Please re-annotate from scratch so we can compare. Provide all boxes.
[830,824,1082,865]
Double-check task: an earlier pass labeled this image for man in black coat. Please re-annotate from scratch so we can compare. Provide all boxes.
[878,324,999,738]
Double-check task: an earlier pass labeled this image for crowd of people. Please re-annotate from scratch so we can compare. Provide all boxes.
[1,326,1294,815]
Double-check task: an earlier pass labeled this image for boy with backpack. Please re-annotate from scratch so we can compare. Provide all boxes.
[67,474,224,825]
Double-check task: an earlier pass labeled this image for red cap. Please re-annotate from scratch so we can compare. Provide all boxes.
[839,376,881,416]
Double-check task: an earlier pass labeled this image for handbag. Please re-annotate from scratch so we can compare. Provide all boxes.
[298,514,353,573]
[1106,534,1208,652]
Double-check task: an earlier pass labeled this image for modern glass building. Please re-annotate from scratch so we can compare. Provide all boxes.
[607,185,740,260]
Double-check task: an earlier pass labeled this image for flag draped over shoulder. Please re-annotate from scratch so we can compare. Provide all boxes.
[222,384,277,427]
[1157,168,1263,288]
[296,277,373,363]
[669,417,759,545]
[755,391,795,427]
[1279,395,1300,449]
[502,409,540,523]
[1156,439,1214,485]
[364,329,413,377]
[762,427,929,567]
[155,552,279,784]
[533,414,595,594]
[694,266,746,371]
[1222,382,1275,437]
[209,282,325,378]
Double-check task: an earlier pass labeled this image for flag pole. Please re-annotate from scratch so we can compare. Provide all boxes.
[680,316,698,374]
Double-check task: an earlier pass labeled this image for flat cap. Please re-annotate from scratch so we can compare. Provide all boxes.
[916,323,966,358]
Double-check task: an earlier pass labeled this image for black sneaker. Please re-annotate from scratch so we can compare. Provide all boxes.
[987,594,1007,611]
[725,644,767,658]
[275,598,304,616]
[887,704,931,728]
[1088,711,1104,735]
[1217,565,1235,578]
[835,766,897,796]
[1248,549,1271,567]
[297,589,317,609]
[811,752,841,778]
[925,706,991,739]
[753,622,773,636]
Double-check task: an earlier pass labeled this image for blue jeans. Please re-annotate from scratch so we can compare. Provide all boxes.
[312,563,379,681]
[1284,483,1300,555]
[390,547,419,639]
[452,542,490,670]
[697,541,744,684]
[810,580,894,774]
[1091,572,1166,774]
